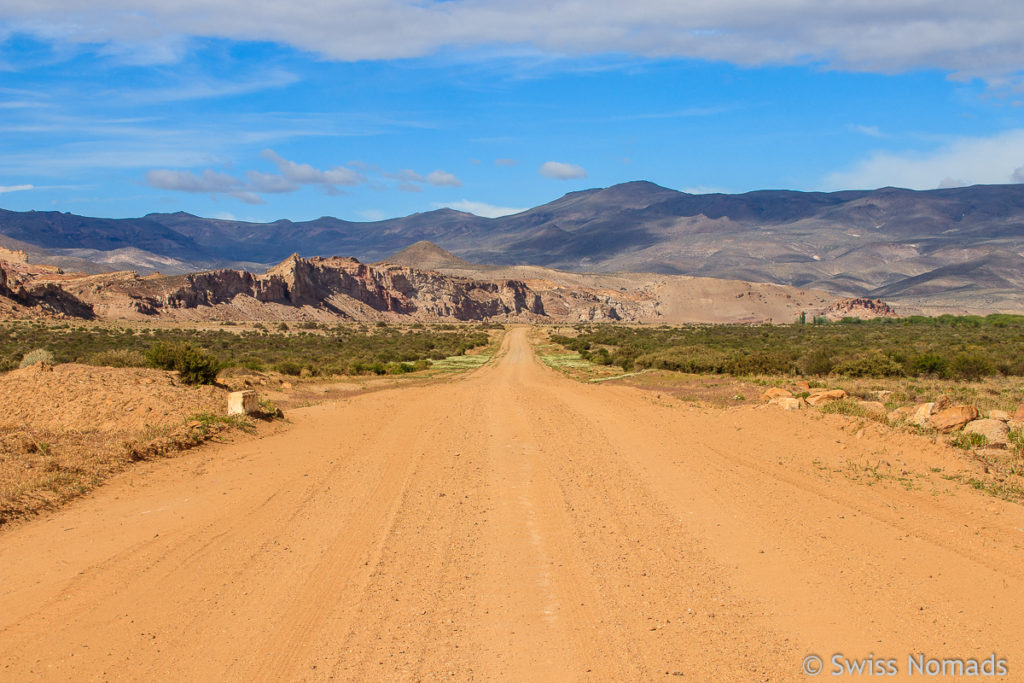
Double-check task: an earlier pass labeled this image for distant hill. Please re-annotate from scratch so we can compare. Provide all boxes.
[379,241,475,271]
[3,180,1024,312]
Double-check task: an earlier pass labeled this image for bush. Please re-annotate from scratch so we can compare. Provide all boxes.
[800,348,833,376]
[274,360,303,376]
[833,352,904,378]
[145,342,178,371]
[949,353,995,381]
[175,345,221,385]
[18,348,54,368]
[908,353,948,377]
[145,342,220,385]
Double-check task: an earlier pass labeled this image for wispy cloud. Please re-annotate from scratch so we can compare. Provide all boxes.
[120,69,300,105]
[539,160,587,180]
[847,124,885,138]
[823,129,1024,190]
[425,169,462,187]
[260,149,363,194]
[144,151,468,204]
[0,184,33,193]
[435,199,527,217]
[145,168,265,204]
[5,2,1024,78]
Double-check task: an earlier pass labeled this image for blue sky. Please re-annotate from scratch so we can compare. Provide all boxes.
[1,2,1023,222]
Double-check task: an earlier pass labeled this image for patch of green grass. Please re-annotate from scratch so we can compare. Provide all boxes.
[429,354,492,371]
[817,398,869,418]
[540,353,593,369]
[949,431,989,450]
[187,412,255,435]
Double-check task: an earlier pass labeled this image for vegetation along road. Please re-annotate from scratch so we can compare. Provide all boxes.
[2,327,1023,680]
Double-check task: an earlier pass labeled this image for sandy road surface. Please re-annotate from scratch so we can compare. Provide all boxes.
[2,327,1024,680]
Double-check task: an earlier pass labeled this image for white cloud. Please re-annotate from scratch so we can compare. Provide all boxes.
[245,170,300,194]
[539,160,587,180]
[358,209,388,221]
[823,129,1024,190]
[1013,166,1024,183]
[386,169,424,182]
[680,185,731,195]
[426,169,462,187]
[435,199,527,218]
[145,153,468,204]
[121,69,299,105]
[146,169,242,193]
[848,124,885,138]
[0,184,33,193]
[145,168,269,204]
[494,157,518,166]
[261,149,363,193]
[5,2,1024,77]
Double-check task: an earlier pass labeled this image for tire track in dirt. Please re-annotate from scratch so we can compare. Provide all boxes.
[2,326,1024,680]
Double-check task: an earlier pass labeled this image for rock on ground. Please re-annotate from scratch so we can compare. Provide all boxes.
[963,419,1010,448]
[761,388,793,401]
[806,389,847,406]
[929,406,980,433]
[858,401,887,419]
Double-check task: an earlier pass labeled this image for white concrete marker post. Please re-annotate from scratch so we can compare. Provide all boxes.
[228,390,259,416]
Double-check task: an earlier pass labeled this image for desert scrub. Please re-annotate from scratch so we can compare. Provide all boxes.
[550,313,1024,380]
[0,322,491,378]
[18,348,54,368]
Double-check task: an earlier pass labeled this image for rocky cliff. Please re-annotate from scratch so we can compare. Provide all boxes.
[0,259,95,319]
[0,253,891,324]
[18,254,629,322]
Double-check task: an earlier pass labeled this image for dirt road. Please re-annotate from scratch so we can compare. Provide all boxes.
[2,327,1024,680]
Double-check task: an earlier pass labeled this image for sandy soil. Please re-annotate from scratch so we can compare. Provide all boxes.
[2,327,1023,680]
[0,363,227,521]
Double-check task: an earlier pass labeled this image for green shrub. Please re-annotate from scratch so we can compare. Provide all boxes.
[833,352,904,378]
[949,353,995,381]
[274,360,303,376]
[145,342,178,370]
[175,345,221,385]
[18,348,54,368]
[145,342,220,385]
[908,353,948,377]
[799,348,833,376]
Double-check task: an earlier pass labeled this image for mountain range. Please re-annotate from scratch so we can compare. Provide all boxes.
[3,180,1023,313]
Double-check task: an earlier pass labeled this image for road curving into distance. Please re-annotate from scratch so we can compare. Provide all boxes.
[2,326,1023,680]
